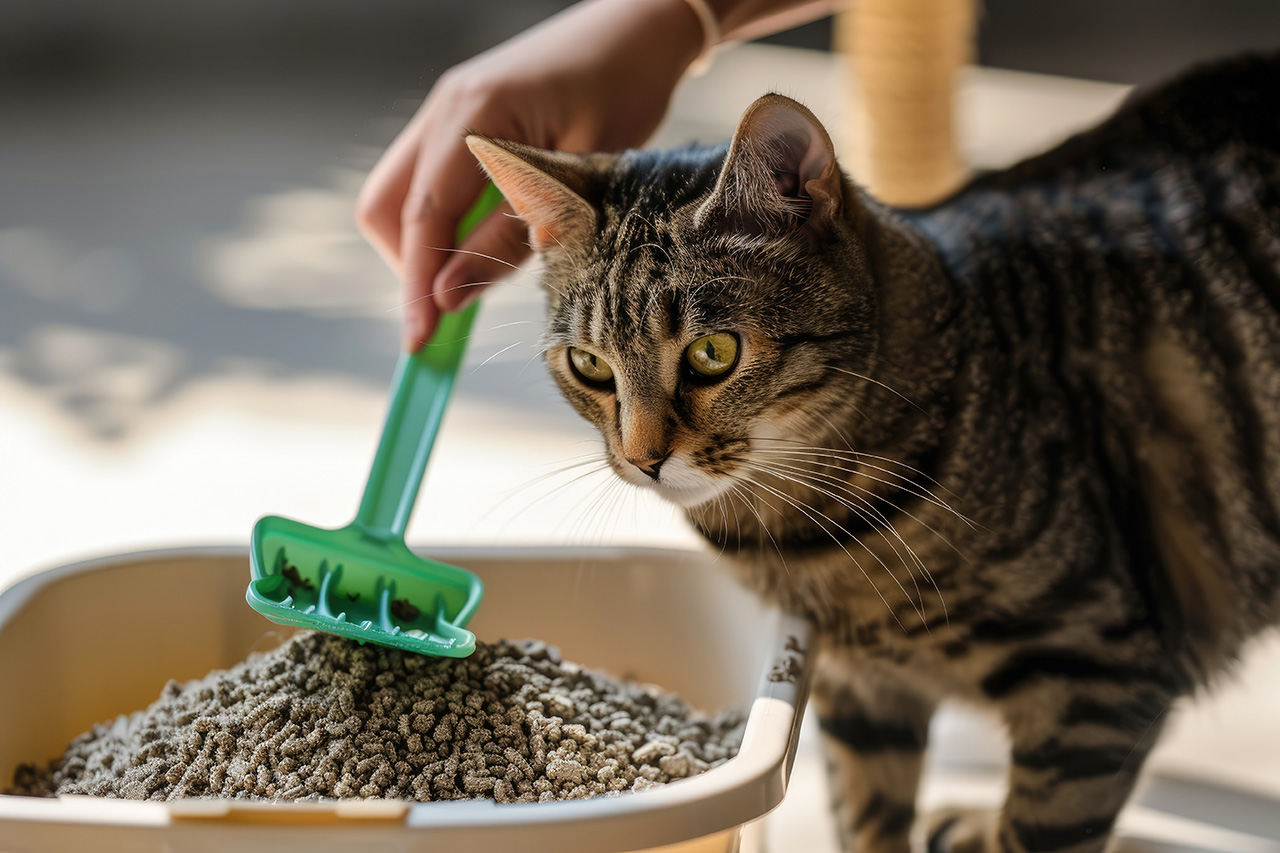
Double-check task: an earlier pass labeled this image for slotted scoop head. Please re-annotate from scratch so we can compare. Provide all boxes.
[246,186,501,657]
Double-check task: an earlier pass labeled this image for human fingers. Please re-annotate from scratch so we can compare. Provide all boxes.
[433,200,531,313]
[398,133,490,351]
[355,112,433,275]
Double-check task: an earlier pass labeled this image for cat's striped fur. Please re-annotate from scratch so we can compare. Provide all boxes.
[468,53,1280,853]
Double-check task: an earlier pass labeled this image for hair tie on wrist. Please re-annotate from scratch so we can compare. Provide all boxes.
[678,0,720,76]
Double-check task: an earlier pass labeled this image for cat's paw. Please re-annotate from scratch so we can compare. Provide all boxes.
[921,807,997,853]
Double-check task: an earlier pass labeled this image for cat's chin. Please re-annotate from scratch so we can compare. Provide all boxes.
[652,480,732,510]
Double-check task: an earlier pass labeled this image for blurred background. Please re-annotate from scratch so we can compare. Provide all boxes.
[5,0,1280,569]
[2,2,1280,849]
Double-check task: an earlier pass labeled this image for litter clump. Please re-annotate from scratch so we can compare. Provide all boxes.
[10,632,743,803]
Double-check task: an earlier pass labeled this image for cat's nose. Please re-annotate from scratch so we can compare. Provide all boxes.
[627,453,669,481]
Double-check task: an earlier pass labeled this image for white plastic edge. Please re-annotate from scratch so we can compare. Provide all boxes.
[0,544,813,852]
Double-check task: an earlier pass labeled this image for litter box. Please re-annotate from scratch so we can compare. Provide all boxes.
[0,546,811,853]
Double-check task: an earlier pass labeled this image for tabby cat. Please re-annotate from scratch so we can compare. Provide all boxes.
[467,53,1280,853]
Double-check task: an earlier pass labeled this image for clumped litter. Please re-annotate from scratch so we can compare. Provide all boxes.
[11,632,744,803]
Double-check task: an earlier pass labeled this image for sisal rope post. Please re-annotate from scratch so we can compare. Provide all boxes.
[836,0,977,207]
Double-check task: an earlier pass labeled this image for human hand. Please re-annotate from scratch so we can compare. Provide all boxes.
[357,0,705,351]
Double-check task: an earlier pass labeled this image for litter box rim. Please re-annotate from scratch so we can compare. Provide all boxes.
[0,544,812,853]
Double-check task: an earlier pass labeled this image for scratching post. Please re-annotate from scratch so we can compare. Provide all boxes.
[837,0,976,207]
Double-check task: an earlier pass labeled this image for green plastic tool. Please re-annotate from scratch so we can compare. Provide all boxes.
[246,185,502,657]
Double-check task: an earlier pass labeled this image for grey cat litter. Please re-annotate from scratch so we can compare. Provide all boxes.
[11,632,744,803]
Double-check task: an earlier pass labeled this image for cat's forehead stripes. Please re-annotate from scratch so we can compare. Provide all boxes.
[548,134,836,367]
[574,272,680,363]
[603,146,725,216]
[584,150,718,348]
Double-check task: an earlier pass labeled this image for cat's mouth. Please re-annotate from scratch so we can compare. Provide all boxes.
[614,454,733,509]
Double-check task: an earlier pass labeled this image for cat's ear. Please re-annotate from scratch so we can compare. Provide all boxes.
[466,135,611,252]
[697,94,843,242]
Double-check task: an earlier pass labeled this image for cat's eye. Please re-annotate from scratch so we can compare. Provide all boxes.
[568,347,614,385]
[685,333,739,378]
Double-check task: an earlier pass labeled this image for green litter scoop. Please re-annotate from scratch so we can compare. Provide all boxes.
[246,185,503,657]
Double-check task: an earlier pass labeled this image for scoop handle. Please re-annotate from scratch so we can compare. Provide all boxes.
[353,184,505,540]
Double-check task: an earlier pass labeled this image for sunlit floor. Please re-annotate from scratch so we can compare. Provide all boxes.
[2,41,1278,852]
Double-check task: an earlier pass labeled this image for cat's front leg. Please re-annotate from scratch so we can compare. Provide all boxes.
[925,680,1172,853]
[814,663,937,853]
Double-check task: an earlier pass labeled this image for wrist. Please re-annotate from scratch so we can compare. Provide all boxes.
[650,0,714,76]
[705,0,838,44]
[674,0,720,74]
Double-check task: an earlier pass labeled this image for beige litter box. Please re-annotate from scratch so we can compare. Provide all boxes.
[0,546,811,853]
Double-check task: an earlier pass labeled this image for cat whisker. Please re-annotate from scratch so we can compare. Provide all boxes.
[575,474,618,549]
[431,278,519,302]
[810,410,859,454]
[475,454,611,534]
[519,350,550,377]
[415,243,565,296]
[599,474,645,547]
[747,452,974,568]
[707,495,727,560]
[709,485,752,566]
[823,365,928,416]
[600,474,637,546]
[747,436,978,526]
[751,445,938,492]
[708,493,735,565]
[492,471,618,544]
[563,466,626,547]
[388,293,433,311]
[728,490,742,542]
[749,448,976,531]
[591,464,656,547]
[862,352,933,404]
[744,455,945,581]
[750,443,959,504]
[737,460,932,620]
[743,473,918,630]
[739,458,948,623]
[807,411,924,476]
[741,458,931,569]
[527,222,569,253]
[468,340,527,375]
[416,243,531,276]
[722,479,793,578]
[730,470,919,631]
[388,278,544,314]
[486,449,601,488]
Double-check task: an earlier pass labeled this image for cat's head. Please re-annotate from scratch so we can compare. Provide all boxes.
[468,94,880,509]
